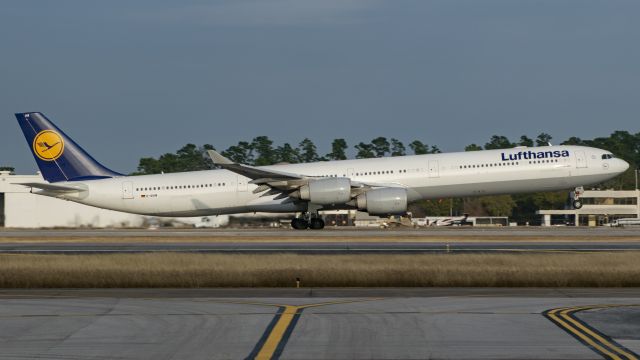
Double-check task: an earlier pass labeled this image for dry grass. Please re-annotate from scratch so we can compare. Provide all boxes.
[0,252,639,288]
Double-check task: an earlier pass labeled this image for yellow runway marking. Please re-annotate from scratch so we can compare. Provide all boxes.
[247,298,382,360]
[255,305,300,360]
[544,304,640,360]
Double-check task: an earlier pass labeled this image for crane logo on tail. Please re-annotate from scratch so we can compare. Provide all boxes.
[33,130,64,161]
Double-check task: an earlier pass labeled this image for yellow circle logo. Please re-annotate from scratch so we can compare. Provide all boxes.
[33,130,64,161]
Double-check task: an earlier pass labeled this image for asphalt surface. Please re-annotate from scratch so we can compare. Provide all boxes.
[1,227,640,254]
[0,288,638,360]
[1,241,640,254]
[1,226,640,239]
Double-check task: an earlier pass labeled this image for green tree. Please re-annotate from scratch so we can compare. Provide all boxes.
[484,135,514,150]
[518,135,534,147]
[480,195,516,216]
[298,138,320,163]
[371,137,390,157]
[0,166,15,172]
[135,144,214,174]
[561,137,584,146]
[252,136,276,166]
[536,133,553,146]
[511,192,568,224]
[355,142,375,158]
[390,138,406,156]
[326,138,348,160]
[407,140,440,154]
[409,140,428,155]
[222,141,253,164]
[409,198,464,217]
[465,144,483,151]
[274,143,300,163]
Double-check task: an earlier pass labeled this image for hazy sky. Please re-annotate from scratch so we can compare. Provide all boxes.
[1,0,639,174]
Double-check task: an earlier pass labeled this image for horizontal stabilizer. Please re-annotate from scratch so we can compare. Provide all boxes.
[14,182,86,193]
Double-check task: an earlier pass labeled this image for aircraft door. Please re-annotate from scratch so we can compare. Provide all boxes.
[347,168,354,178]
[122,182,134,199]
[575,151,587,168]
[428,160,440,178]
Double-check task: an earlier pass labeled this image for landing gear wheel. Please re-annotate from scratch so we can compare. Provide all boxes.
[572,200,583,209]
[309,218,325,230]
[291,218,309,230]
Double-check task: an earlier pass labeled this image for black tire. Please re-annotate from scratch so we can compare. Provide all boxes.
[291,218,309,230]
[572,200,583,209]
[309,218,325,230]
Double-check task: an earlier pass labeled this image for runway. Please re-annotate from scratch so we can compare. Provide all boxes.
[2,226,640,239]
[1,241,640,254]
[0,288,638,360]
[1,227,640,254]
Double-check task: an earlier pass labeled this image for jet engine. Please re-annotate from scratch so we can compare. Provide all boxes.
[356,188,407,216]
[297,177,351,205]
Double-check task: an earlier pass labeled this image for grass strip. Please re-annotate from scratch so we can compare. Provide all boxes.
[0,252,639,288]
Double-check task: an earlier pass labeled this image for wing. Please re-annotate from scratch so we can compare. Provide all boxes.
[207,150,314,195]
[206,150,405,199]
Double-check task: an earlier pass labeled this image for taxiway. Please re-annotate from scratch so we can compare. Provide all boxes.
[0,288,638,360]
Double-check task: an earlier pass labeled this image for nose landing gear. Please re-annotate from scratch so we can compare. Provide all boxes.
[571,186,584,209]
[572,199,583,209]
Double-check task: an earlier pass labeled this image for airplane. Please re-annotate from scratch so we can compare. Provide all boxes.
[14,112,629,230]
[430,214,471,227]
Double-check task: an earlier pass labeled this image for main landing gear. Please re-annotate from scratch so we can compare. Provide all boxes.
[291,213,325,230]
[571,186,584,209]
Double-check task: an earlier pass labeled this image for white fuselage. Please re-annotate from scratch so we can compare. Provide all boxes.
[43,145,628,217]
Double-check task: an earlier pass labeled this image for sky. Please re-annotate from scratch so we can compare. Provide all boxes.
[1,0,639,174]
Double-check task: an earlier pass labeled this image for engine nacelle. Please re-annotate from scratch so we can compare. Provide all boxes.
[299,177,351,205]
[356,188,407,216]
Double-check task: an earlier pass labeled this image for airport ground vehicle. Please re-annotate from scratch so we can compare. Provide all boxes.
[609,218,640,227]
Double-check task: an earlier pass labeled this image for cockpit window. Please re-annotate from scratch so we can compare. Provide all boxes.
[602,154,615,159]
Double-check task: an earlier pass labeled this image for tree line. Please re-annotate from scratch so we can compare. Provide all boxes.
[134,130,640,224]
[135,137,440,174]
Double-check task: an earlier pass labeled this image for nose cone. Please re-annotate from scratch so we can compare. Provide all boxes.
[619,159,630,172]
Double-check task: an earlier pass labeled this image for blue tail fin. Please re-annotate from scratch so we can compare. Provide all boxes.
[15,112,122,183]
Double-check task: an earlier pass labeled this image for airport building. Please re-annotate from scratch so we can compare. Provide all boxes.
[537,189,640,226]
[0,171,227,228]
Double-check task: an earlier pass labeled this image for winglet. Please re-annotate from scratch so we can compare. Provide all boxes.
[206,150,234,165]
